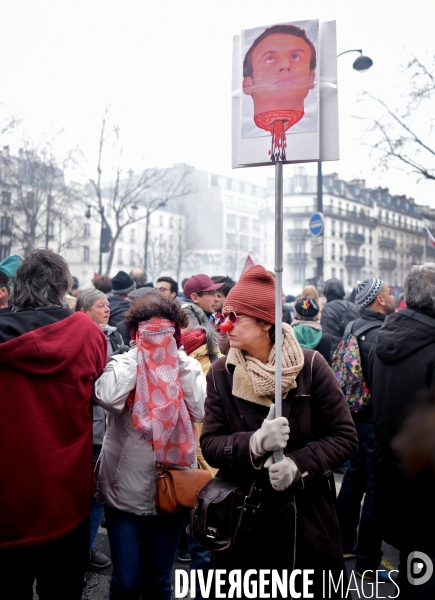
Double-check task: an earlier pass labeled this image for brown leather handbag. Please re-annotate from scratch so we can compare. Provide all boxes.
[155,464,212,516]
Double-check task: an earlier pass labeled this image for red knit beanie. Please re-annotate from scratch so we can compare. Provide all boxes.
[223,265,275,323]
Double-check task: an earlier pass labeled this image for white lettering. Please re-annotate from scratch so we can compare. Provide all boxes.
[388,571,400,598]
[227,570,242,598]
[289,569,302,599]
[346,571,361,598]
[197,569,214,599]
[258,570,270,598]
[303,570,314,598]
[215,570,226,598]
[175,570,188,598]
[328,570,344,595]
[271,569,288,598]
[243,570,258,598]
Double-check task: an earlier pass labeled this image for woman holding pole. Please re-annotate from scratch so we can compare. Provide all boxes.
[200,265,357,598]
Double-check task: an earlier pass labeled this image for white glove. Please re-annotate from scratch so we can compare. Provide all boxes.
[250,404,290,457]
[265,455,300,491]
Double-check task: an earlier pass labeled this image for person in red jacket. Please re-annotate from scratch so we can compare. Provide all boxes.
[0,249,107,600]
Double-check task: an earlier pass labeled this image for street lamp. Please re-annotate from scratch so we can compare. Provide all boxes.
[316,49,373,286]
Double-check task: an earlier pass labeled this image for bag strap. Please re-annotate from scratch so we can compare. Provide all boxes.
[353,322,381,338]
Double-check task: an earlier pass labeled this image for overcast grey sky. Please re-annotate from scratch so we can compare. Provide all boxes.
[1,0,434,205]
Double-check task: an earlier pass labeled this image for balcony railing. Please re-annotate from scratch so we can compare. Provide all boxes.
[379,258,397,270]
[345,232,365,245]
[410,244,424,255]
[323,206,378,227]
[345,255,365,269]
[288,253,309,264]
[288,229,309,241]
[378,237,397,250]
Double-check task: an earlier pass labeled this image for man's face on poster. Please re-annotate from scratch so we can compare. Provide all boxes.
[243,33,315,114]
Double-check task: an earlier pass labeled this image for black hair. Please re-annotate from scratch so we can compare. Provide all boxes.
[243,24,317,79]
[156,276,179,295]
[211,275,236,298]
[10,248,72,310]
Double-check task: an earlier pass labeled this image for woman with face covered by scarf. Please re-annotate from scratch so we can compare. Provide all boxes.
[93,294,205,600]
[200,266,357,599]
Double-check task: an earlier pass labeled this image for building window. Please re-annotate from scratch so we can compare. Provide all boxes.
[117,248,123,264]
[159,215,164,227]
[130,249,135,266]
[169,217,173,228]
[331,220,336,236]
[130,228,135,243]
[239,235,248,251]
[252,220,260,233]
[294,267,303,284]
[340,268,344,281]
[83,246,90,263]
[226,213,236,227]
[339,245,344,261]
[252,237,260,254]
[1,191,11,205]
[331,243,336,261]
[0,244,8,260]
[0,215,11,234]
[226,233,236,248]
[339,222,343,238]
[26,192,35,209]
[331,267,336,278]
[84,222,90,238]
[240,217,249,231]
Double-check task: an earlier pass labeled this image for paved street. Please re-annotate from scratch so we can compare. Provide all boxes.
[32,472,400,599]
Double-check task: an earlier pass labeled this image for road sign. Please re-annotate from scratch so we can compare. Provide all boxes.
[309,212,324,237]
[311,236,324,258]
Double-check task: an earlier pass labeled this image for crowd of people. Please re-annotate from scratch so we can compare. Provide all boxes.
[0,249,434,599]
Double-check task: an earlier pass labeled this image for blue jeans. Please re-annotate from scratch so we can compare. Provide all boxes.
[105,505,184,600]
[90,497,105,549]
[337,421,383,572]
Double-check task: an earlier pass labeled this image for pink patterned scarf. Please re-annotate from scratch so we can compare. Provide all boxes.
[128,317,196,466]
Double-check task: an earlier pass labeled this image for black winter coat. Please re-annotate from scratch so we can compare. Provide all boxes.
[321,299,359,354]
[370,308,435,552]
[108,295,129,327]
[201,349,357,598]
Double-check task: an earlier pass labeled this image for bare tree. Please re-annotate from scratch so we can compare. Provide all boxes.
[357,55,435,182]
[0,142,84,257]
[83,111,194,275]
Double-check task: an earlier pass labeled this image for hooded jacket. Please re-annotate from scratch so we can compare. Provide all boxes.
[370,307,435,551]
[0,309,107,550]
[108,295,130,327]
[321,279,359,352]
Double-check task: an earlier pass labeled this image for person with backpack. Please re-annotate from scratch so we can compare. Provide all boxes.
[332,278,396,582]
[321,277,359,355]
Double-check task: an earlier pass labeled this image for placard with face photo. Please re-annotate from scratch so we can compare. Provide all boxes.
[232,20,339,167]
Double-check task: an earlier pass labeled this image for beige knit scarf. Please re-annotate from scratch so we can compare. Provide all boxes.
[226,323,305,406]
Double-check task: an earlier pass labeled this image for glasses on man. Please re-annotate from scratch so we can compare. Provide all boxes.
[197,290,218,297]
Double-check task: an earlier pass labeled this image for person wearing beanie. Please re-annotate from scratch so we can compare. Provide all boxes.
[321,277,359,352]
[336,277,396,582]
[200,265,357,597]
[108,271,136,327]
[0,254,23,315]
[290,297,331,364]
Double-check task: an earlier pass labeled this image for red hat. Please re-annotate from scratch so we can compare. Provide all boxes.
[223,265,275,323]
[183,274,223,298]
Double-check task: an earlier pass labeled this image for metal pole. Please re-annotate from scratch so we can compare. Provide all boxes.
[273,160,283,463]
[316,161,324,286]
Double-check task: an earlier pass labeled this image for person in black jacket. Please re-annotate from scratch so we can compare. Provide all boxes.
[108,271,136,327]
[370,264,435,597]
[336,278,396,581]
[321,277,359,354]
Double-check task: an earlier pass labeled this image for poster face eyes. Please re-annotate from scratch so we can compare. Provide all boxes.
[245,34,315,112]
